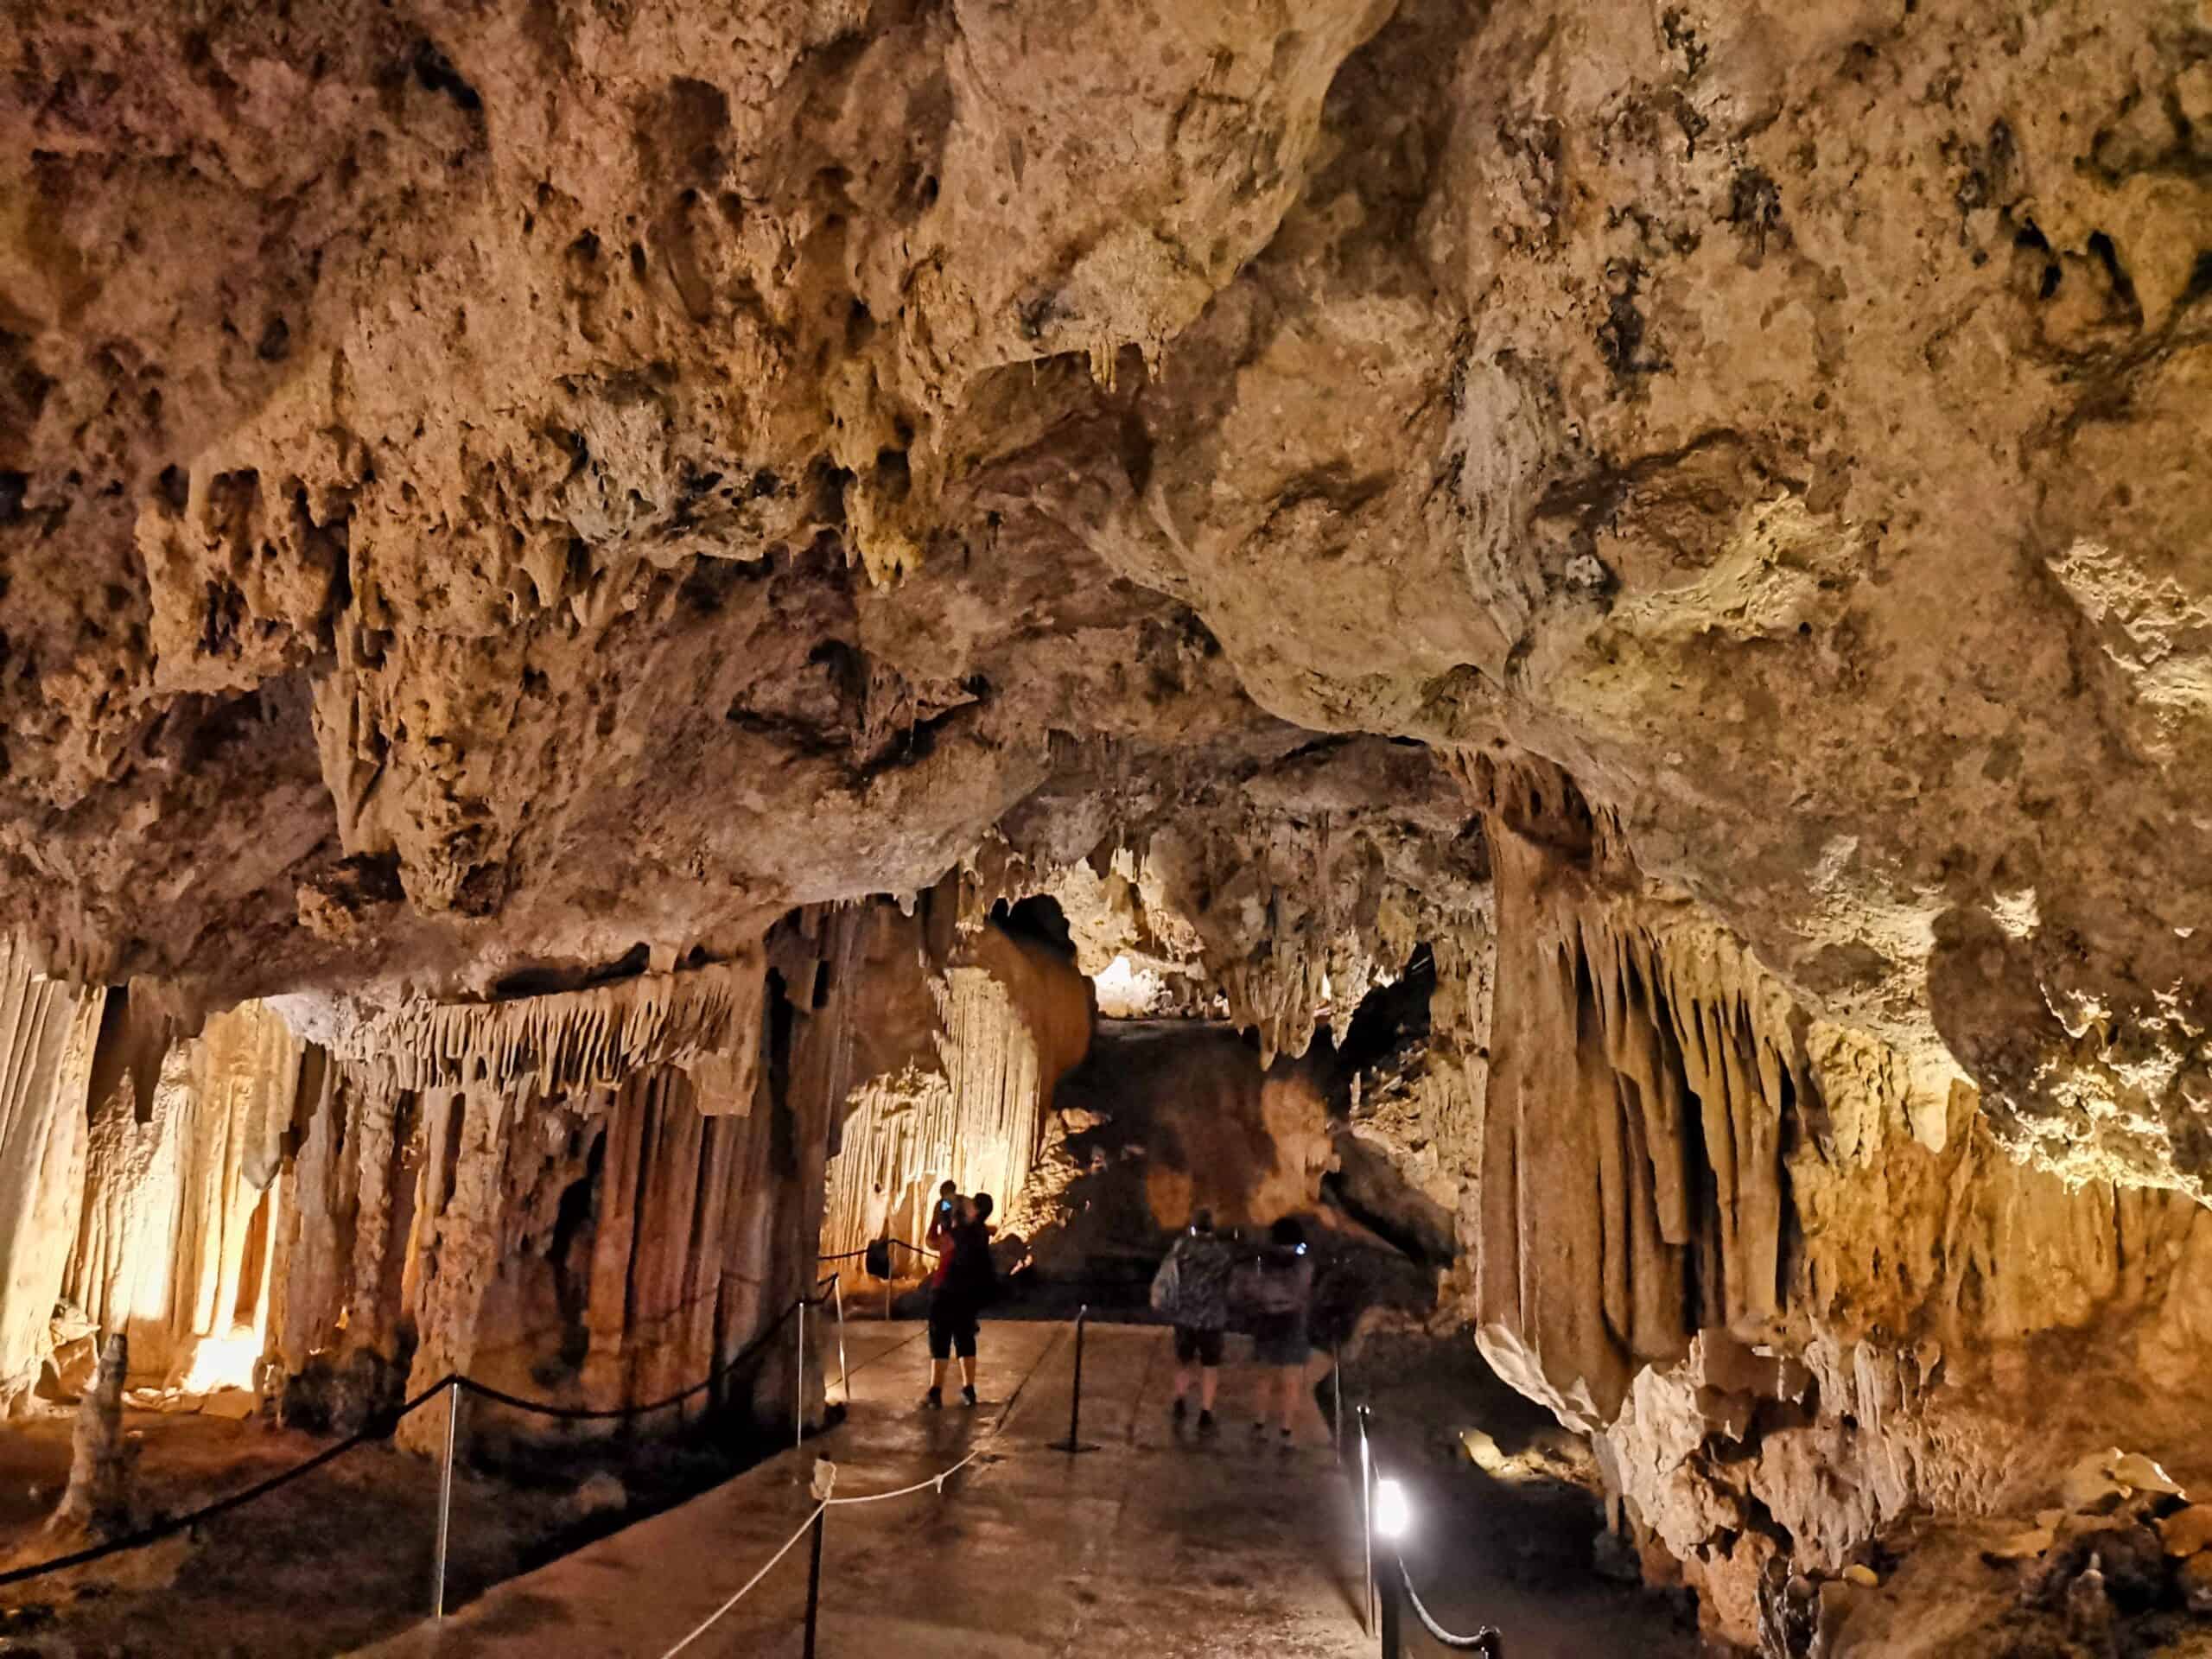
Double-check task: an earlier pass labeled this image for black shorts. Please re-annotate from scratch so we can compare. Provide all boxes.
[928,1305,979,1360]
[1173,1325,1225,1367]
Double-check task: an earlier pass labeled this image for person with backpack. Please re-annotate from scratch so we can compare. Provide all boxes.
[1151,1209,1235,1434]
[924,1193,998,1409]
[1239,1217,1316,1446]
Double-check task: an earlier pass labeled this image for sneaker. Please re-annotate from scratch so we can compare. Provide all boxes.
[1198,1410,1217,1435]
[923,1387,942,1410]
[1172,1396,1189,1424]
[961,1384,978,1408]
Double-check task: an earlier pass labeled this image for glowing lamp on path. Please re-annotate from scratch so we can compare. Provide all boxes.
[1375,1476,1413,1542]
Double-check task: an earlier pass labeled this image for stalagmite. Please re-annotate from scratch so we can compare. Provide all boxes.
[48,1333,130,1537]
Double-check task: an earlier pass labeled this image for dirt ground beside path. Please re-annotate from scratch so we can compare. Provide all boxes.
[0,1399,788,1657]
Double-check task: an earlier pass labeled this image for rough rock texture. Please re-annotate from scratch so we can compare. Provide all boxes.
[10,0,2212,1203]
[0,943,103,1411]
[10,0,2212,1643]
[65,1000,302,1393]
[1350,770,2212,1647]
[1041,1020,1337,1248]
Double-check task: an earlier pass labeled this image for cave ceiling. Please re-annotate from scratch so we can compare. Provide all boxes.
[4,0,2211,1189]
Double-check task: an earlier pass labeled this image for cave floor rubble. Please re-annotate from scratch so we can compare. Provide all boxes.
[355,1319,1702,1658]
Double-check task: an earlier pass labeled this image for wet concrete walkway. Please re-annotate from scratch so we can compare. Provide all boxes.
[356,1319,1370,1659]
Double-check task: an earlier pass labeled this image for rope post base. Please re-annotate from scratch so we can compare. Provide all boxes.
[802,1505,826,1659]
[1378,1560,1403,1659]
[433,1377,462,1621]
[1051,1305,1100,1455]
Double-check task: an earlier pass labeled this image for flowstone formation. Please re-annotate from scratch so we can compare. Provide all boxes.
[0,918,849,1449]
[816,890,1094,1263]
[1245,760,2212,1654]
[7,0,2212,1648]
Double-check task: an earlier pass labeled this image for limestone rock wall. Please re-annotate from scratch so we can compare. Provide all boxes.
[1400,791,2212,1648]
[1054,1021,1337,1241]
[41,1001,302,1396]
[0,922,853,1445]
[970,1019,1344,1291]
[1342,925,1494,1274]
[819,897,1092,1264]
[969,736,1490,1066]
[0,945,104,1412]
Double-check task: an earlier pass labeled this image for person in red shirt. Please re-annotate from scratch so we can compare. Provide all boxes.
[924,1193,998,1408]
[926,1179,960,1287]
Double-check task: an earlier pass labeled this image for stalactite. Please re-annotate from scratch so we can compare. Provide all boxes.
[1478,816,1831,1428]
[817,909,1092,1263]
[0,918,861,1445]
[294,951,765,1103]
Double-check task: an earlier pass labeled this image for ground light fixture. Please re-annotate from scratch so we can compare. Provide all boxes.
[1375,1476,1413,1541]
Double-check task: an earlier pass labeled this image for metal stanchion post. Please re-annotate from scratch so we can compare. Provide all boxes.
[432,1377,461,1621]
[834,1275,850,1402]
[1359,1408,1375,1636]
[1332,1343,1343,1461]
[1378,1556,1403,1659]
[796,1295,807,1453]
[1065,1307,1084,1448]
[802,1506,827,1659]
[1052,1305,1097,1453]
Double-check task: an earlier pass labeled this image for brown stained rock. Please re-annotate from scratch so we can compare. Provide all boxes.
[2160,1505,2212,1558]
[8,4,2212,1649]
[0,0,2207,1217]
[2179,1551,2212,1617]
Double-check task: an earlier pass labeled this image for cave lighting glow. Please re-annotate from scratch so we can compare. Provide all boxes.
[1091,953,1162,1018]
[180,1327,264,1394]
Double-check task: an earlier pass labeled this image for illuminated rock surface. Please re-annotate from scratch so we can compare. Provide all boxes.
[5,0,2212,1650]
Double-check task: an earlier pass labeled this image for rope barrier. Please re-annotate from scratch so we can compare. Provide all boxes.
[822,1446,988,1506]
[654,1501,828,1659]
[1395,1551,1503,1652]
[0,1281,828,1589]
[0,1372,457,1590]
[817,1240,931,1264]
[652,1446,982,1658]
[459,1294,803,1421]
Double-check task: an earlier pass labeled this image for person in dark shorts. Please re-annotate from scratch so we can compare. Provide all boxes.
[924,1195,997,1408]
[1151,1209,1234,1433]
[1244,1217,1315,1446]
